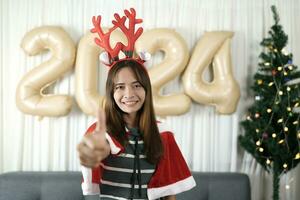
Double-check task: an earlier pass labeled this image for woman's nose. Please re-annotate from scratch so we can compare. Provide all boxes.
[124,87,134,98]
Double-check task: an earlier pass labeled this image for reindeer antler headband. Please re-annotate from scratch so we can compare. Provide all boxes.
[91,8,150,67]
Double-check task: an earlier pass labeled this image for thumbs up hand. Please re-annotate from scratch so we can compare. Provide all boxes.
[77,108,110,168]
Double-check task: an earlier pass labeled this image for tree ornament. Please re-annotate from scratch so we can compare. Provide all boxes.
[262,132,269,139]
[255,96,261,101]
[272,70,277,76]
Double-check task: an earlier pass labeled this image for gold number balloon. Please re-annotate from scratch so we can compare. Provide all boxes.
[135,28,191,116]
[182,31,240,114]
[16,26,75,116]
[75,30,127,116]
[17,27,240,117]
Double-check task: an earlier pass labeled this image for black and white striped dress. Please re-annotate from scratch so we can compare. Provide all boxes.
[99,128,156,200]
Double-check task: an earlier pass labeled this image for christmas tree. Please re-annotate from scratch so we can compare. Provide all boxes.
[239,5,300,200]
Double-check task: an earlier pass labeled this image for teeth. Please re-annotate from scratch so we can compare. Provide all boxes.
[123,101,137,105]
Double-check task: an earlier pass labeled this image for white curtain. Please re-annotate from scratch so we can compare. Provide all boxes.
[0,0,299,199]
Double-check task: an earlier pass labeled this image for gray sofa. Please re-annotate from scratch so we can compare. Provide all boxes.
[0,171,251,200]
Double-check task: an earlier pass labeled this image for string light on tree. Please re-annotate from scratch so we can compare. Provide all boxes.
[267,108,272,113]
[259,147,264,152]
[278,139,284,144]
[256,140,261,146]
[281,48,289,56]
[277,118,283,123]
[283,163,288,169]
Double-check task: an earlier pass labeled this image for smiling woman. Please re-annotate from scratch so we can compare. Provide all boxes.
[77,59,196,200]
[76,8,196,200]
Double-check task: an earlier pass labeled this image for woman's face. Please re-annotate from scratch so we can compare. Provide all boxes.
[113,67,146,117]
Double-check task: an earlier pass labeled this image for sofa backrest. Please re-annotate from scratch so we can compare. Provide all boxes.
[176,172,251,200]
[0,172,83,200]
[0,171,250,200]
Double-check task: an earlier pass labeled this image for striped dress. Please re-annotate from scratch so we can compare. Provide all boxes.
[100,128,156,200]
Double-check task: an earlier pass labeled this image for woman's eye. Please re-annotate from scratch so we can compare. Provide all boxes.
[134,84,141,88]
[115,85,124,90]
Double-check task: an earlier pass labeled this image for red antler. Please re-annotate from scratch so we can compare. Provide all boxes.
[91,15,123,59]
[112,8,143,54]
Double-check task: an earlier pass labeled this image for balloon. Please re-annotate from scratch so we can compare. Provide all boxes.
[17,27,240,117]
[75,29,127,116]
[16,26,75,116]
[135,28,191,116]
[182,31,240,114]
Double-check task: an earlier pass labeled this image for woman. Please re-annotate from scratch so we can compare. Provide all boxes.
[77,59,195,200]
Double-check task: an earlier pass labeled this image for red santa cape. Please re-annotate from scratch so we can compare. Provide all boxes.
[81,122,196,199]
